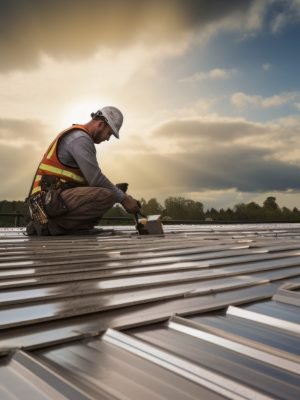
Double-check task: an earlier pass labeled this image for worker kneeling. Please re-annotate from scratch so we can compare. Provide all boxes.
[26,106,139,236]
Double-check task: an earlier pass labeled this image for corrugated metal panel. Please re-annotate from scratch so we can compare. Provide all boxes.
[0,283,279,351]
[0,224,299,399]
[120,302,300,399]
[0,351,93,400]
[35,338,224,400]
[273,280,300,306]
[103,325,299,400]
[188,311,300,356]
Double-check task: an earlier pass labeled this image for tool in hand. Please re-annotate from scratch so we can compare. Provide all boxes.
[134,203,150,235]
[116,182,164,235]
[134,201,164,235]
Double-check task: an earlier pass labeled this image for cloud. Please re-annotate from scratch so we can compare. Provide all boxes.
[0,143,39,200]
[0,118,50,200]
[262,63,272,71]
[270,0,300,34]
[106,115,300,195]
[110,145,300,194]
[231,91,298,108]
[0,46,181,127]
[182,188,300,210]
[180,68,236,83]
[294,102,300,110]
[0,0,267,71]
[148,117,268,151]
[4,114,300,202]
[271,12,288,33]
[0,118,49,145]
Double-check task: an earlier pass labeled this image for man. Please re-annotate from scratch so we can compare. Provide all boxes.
[26,106,140,235]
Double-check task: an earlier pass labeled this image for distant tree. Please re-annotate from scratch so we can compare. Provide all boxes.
[232,199,286,221]
[262,196,281,220]
[184,199,204,219]
[281,206,293,221]
[246,201,263,220]
[164,197,204,220]
[205,207,219,221]
[3,194,300,227]
[263,196,279,211]
[141,198,164,215]
[219,208,227,220]
[292,207,300,221]
[247,201,261,211]
[225,208,234,221]
[233,203,248,220]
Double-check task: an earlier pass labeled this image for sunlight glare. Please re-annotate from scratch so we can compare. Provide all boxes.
[59,98,113,128]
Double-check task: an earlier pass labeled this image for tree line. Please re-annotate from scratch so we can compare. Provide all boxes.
[1,196,300,226]
[101,195,300,222]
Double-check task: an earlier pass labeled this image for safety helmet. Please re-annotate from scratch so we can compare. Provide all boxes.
[91,106,123,139]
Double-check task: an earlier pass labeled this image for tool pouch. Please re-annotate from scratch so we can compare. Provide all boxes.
[43,189,69,217]
[27,193,48,225]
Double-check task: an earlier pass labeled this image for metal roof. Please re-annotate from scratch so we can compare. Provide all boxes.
[0,223,299,399]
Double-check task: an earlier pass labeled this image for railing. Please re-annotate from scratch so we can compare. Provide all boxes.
[0,213,135,227]
[0,213,300,228]
[0,212,26,227]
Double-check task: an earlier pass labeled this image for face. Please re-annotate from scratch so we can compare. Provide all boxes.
[92,121,114,144]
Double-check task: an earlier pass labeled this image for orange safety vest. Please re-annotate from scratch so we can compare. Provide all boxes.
[30,125,89,196]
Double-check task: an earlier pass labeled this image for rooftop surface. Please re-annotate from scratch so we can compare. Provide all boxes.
[0,223,299,399]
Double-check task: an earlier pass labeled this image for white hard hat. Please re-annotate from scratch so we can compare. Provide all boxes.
[91,106,123,139]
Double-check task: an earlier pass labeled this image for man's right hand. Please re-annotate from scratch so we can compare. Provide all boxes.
[121,194,140,214]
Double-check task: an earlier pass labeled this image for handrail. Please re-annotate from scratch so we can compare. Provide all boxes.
[0,212,300,227]
[0,213,134,227]
[0,212,25,227]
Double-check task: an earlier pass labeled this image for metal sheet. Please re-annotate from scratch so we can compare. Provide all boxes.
[36,338,223,400]
[0,283,279,351]
[0,224,300,399]
[126,324,300,399]
[168,316,300,374]
[243,300,300,324]
[2,252,298,292]
[0,265,299,307]
[0,244,255,262]
[0,286,187,330]
[227,305,300,335]
[189,313,300,356]
[0,351,91,400]
[1,248,299,271]
[272,281,300,306]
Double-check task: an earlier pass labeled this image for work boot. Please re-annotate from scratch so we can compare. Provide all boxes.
[25,221,50,236]
[26,221,37,236]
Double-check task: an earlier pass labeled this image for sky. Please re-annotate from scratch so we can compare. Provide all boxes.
[1,0,300,210]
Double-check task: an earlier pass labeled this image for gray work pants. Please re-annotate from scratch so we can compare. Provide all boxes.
[47,186,115,234]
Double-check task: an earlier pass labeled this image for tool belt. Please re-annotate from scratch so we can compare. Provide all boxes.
[27,192,49,225]
[26,175,70,223]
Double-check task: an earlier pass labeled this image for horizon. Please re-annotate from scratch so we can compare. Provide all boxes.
[0,194,298,213]
[1,1,300,210]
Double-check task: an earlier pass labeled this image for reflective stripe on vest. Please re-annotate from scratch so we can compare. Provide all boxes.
[38,163,85,183]
[47,142,57,159]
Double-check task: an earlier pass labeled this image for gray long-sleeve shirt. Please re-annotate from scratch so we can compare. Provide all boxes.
[57,129,124,203]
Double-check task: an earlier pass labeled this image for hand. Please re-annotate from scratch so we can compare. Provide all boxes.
[121,194,140,214]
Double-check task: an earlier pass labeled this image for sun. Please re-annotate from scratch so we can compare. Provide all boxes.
[59,98,113,129]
